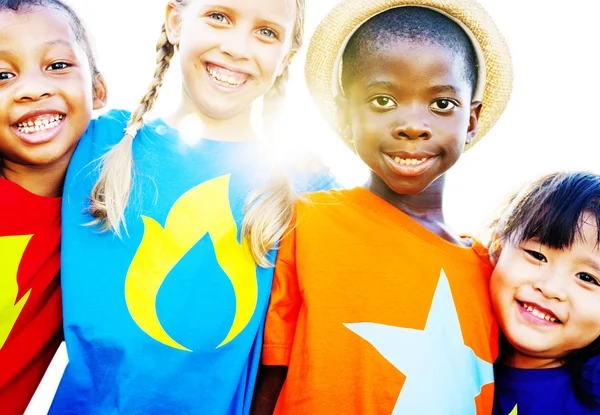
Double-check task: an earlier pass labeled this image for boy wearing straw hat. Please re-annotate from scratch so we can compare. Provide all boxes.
[253,1,512,414]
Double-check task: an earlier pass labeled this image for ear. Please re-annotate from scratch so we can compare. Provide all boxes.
[335,95,352,140]
[165,2,182,46]
[92,74,108,110]
[466,101,482,145]
[277,50,297,77]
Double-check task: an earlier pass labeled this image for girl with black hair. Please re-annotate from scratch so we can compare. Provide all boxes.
[0,1,106,413]
[490,171,600,414]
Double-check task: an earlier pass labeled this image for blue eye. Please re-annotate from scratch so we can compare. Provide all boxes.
[208,12,229,24]
[0,72,15,80]
[258,28,277,38]
[577,272,600,286]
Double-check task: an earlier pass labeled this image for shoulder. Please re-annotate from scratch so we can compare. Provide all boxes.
[298,188,355,206]
[76,109,131,155]
[290,168,340,194]
[581,355,600,405]
[294,188,362,225]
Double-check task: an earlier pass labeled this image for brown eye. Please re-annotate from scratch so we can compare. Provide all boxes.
[430,99,457,112]
[47,62,71,71]
[577,272,600,286]
[370,96,396,109]
[524,249,547,263]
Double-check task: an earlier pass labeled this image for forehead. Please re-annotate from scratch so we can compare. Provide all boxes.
[349,39,467,90]
[189,0,296,25]
[573,214,600,250]
[0,7,77,47]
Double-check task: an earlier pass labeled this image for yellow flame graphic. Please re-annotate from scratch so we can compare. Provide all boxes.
[509,405,518,415]
[125,175,258,351]
[0,235,33,349]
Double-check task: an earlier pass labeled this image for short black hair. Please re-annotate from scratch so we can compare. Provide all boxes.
[341,6,478,98]
[499,172,600,250]
[0,0,100,80]
[495,171,600,408]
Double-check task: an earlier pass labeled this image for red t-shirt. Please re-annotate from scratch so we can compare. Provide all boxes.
[263,188,498,414]
[0,178,62,415]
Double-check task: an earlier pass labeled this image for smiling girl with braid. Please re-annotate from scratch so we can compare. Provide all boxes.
[48,0,335,413]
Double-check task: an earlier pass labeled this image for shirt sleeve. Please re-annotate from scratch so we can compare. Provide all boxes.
[261,225,301,367]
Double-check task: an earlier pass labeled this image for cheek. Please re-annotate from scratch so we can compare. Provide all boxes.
[490,263,518,310]
[571,297,600,340]
[352,130,381,164]
[256,46,287,79]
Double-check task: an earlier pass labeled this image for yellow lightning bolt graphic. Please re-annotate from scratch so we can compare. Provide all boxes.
[509,404,518,415]
[0,235,33,349]
[125,175,257,351]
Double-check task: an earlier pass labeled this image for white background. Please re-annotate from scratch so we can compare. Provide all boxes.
[25,0,600,413]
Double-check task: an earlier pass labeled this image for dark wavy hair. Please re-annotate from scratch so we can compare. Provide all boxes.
[491,171,600,408]
[0,0,99,80]
[341,6,478,97]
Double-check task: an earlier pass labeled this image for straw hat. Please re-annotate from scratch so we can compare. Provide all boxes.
[305,0,513,151]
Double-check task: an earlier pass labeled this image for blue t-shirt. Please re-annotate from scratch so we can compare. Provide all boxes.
[493,363,600,415]
[50,110,336,415]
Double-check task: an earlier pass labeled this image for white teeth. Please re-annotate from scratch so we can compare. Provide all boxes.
[393,157,429,166]
[207,65,245,87]
[16,114,63,133]
[522,302,558,322]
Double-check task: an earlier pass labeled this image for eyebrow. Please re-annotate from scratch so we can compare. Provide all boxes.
[428,85,462,95]
[39,39,74,52]
[582,257,600,274]
[0,49,17,60]
[365,82,462,95]
[366,81,395,90]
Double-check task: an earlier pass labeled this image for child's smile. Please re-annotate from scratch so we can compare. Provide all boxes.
[491,216,600,368]
[169,0,296,122]
[382,152,438,177]
[0,7,104,170]
[12,111,65,145]
[204,62,251,90]
[516,300,560,324]
[340,40,479,197]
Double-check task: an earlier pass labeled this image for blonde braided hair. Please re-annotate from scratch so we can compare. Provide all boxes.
[89,23,175,235]
[241,0,306,267]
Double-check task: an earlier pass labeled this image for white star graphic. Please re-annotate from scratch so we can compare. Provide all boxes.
[345,269,493,414]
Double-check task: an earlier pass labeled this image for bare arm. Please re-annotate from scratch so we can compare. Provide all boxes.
[250,365,288,415]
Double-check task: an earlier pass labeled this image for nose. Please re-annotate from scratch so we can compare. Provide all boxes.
[14,70,56,102]
[392,120,432,141]
[219,28,253,60]
[533,270,567,302]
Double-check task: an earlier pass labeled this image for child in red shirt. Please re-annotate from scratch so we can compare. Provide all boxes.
[0,1,106,413]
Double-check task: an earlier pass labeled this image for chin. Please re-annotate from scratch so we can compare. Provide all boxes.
[387,180,432,196]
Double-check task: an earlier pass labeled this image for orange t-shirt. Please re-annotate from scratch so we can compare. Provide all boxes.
[262,188,498,414]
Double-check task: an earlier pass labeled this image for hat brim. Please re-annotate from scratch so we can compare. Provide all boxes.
[305,0,513,151]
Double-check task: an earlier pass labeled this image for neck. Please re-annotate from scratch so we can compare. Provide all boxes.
[1,158,68,197]
[507,350,562,369]
[165,93,258,142]
[365,173,469,247]
[366,172,446,220]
